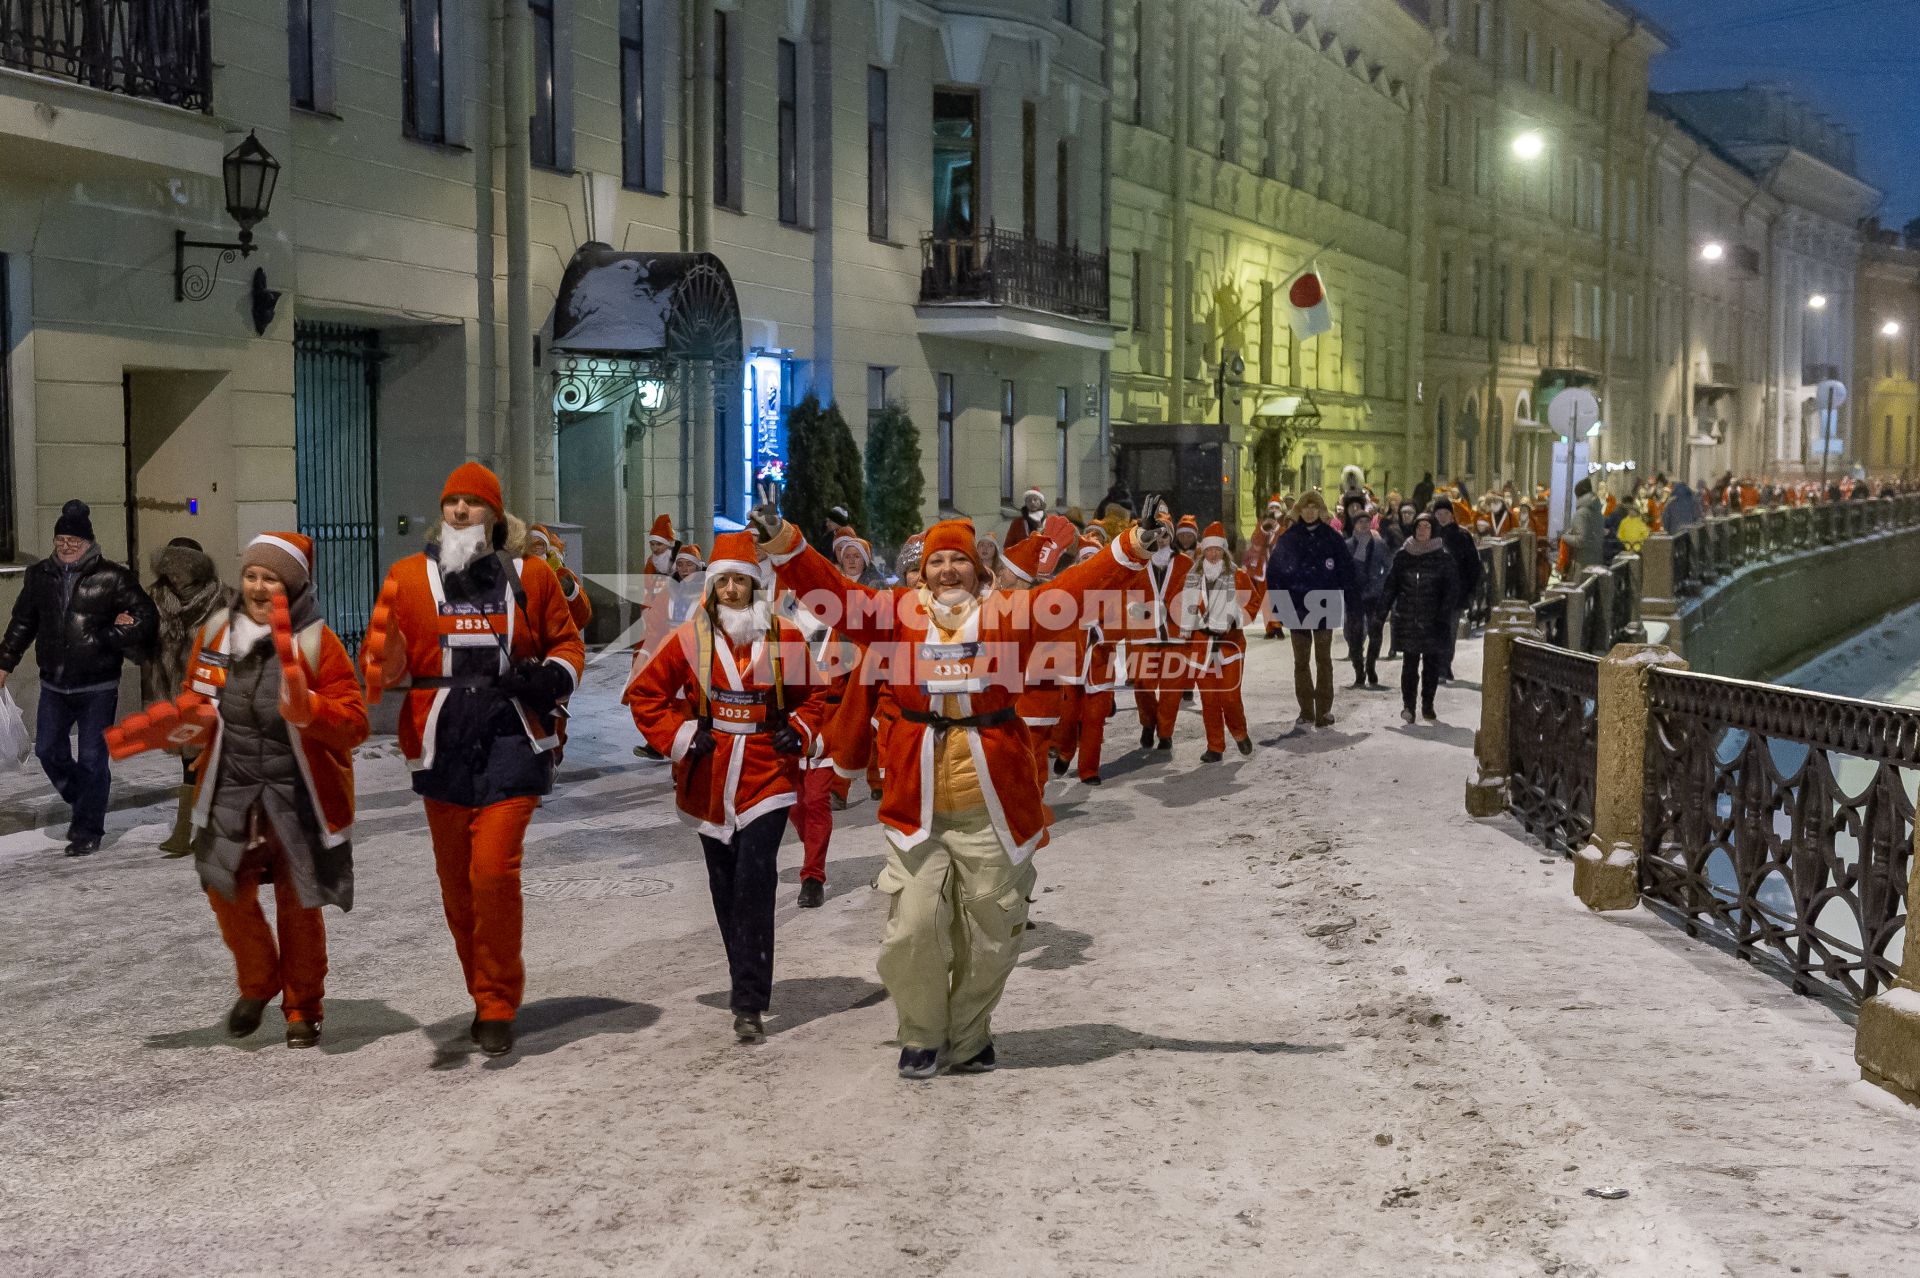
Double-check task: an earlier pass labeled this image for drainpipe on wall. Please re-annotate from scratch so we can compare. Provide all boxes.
[1597,18,1639,481]
[1678,145,1700,481]
[684,0,715,536]
[1404,44,1441,489]
[1168,6,1191,423]
[1636,125,1660,474]
[503,0,535,511]
[1098,0,1115,493]
[809,2,835,407]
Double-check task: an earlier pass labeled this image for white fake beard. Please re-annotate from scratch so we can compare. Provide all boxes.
[440,521,492,575]
[716,600,770,645]
[926,587,979,634]
[1201,560,1225,582]
[230,611,273,652]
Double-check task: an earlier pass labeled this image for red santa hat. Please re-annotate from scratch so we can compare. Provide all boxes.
[1022,486,1046,506]
[1175,514,1200,538]
[704,531,767,592]
[648,514,675,548]
[831,533,873,568]
[1000,533,1049,585]
[441,462,504,522]
[242,531,313,595]
[1075,532,1104,563]
[1266,494,1285,513]
[1199,521,1228,552]
[673,542,706,570]
[920,518,984,577]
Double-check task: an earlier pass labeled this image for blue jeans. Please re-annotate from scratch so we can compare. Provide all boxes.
[36,686,118,841]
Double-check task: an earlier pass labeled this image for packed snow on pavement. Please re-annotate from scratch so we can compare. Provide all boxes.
[1,636,1915,1277]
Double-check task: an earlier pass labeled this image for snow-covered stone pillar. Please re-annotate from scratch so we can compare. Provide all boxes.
[1573,644,1686,912]
[1637,535,1683,656]
[1856,847,1920,1107]
[1465,601,1535,818]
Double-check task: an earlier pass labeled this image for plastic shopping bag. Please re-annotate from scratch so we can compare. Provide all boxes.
[0,688,29,771]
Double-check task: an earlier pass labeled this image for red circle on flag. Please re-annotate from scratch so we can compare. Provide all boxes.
[1289,273,1325,309]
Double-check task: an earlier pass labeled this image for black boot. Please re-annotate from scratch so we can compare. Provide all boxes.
[733,1012,765,1042]
[1351,666,1366,689]
[1367,663,1381,688]
[473,1019,514,1056]
[285,1020,320,1049]
[951,1042,997,1074]
[797,879,824,908]
[1051,755,1070,777]
[1155,736,1172,751]
[1236,737,1254,756]
[1139,723,1155,749]
[1200,750,1223,763]
[898,1046,940,1079]
[226,997,269,1039]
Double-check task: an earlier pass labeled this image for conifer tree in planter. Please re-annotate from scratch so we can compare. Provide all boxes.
[822,401,867,544]
[781,393,835,551]
[864,401,925,557]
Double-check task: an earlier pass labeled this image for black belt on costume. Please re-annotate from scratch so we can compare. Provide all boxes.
[411,674,500,689]
[900,706,1017,732]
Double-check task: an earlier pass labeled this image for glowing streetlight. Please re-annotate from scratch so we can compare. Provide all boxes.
[1511,130,1545,161]
[1808,294,1828,311]
[1883,320,1902,338]
[1699,241,1725,262]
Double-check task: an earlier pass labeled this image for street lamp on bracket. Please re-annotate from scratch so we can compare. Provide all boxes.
[174,131,282,328]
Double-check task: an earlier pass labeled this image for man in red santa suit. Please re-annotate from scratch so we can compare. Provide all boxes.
[999,535,1074,792]
[1049,533,1119,785]
[361,463,584,1058]
[624,534,832,1037]
[1177,521,1264,761]
[1119,497,1192,754]
[755,500,1167,1077]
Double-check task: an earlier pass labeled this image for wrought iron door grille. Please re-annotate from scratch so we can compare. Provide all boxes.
[1506,638,1599,854]
[0,0,212,111]
[294,323,381,650]
[1641,667,1915,1003]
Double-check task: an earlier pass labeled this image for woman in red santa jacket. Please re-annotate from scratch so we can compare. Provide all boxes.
[624,533,832,1040]
[755,501,1166,1078]
[1119,497,1193,753]
[1177,521,1265,762]
[1049,533,1120,785]
[361,462,584,1058]
[106,533,368,1047]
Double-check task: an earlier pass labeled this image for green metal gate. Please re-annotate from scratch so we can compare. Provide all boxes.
[294,323,380,648]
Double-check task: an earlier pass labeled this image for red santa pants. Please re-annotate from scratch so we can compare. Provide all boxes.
[1053,688,1113,780]
[1198,637,1251,752]
[425,795,539,1022]
[205,833,327,1024]
[790,765,834,883]
[1132,689,1182,741]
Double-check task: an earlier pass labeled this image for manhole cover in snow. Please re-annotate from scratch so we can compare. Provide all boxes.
[521,877,672,902]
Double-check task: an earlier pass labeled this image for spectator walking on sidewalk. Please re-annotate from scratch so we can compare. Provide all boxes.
[1267,491,1353,729]
[1383,514,1459,724]
[0,500,158,856]
[1341,495,1391,689]
[1430,498,1481,682]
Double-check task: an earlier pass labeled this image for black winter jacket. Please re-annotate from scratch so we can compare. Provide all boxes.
[1,549,159,690]
[1382,546,1460,655]
[1266,520,1355,631]
[1437,523,1483,611]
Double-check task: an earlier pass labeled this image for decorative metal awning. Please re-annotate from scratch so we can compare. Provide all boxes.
[1252,390,1322,421]
[548,243,743,433]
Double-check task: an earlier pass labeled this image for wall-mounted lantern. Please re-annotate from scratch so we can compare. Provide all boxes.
[174,131,281,305]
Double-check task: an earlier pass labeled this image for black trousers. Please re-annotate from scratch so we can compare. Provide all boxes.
[699,808,788,1015]
[1439,609,1462,677]
[1401,652,1442,713]
[1343,609,1384,677]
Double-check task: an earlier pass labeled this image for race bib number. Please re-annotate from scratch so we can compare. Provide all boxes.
[917,641,984,695]
[709,687,768,733]
[437,600,507,647]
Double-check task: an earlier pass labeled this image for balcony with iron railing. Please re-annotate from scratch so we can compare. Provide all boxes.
[1,0,211,111]
[915,222,1114,351]
[1540,335,1604,377]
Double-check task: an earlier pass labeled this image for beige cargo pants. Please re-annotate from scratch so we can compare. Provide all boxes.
[874,806,1037,1061]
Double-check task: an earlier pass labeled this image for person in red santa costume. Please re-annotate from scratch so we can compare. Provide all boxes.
[1048,532,1120,785]
[527,523,593,634]
[999,535,1076,792]
[623,533,833,1039]
[1177,521,1264,762]
[107,532,368,1048]
[753,498,1167,1077]
[361,462,584,1058]
[1118,496,1193,754]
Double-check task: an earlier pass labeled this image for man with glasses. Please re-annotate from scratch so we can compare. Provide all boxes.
[0,500,158,855]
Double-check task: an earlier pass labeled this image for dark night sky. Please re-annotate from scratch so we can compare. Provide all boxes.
[1630,0,1920,226]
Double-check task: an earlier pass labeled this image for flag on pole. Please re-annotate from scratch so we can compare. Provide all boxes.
[1283,260,1333,341]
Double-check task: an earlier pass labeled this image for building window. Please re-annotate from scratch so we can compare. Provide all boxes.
[1437,250,1453,333]
[1475,3,1491,58]
[1217,49,1231,160]
[1497,264,1511,342]
[403,0,450,144]
[867,68,889,239]
[1131,0,1147,124]
[933,90,980,240]
[1473,122,1487,195]
[1471,258,1485,337]
[1440,103,1454,187]
[1523,30,1537,86]
[712,8,739,208]
[867,367,890,428]
[529,1,573,171]
[777,39,801,225]
[1131,251,1149,333]
[1055,139,1070,246]
[1521,268,1535,345]
[1000,381,1017,507]
[1549,46,1563,97]
[1022,102,1038,239]
[288,1,335,112]
[621,1,661,191]
[938,374,955,508]
[1055,0,1073,24]
[0,254,13,563]
[1056,388,1071,502]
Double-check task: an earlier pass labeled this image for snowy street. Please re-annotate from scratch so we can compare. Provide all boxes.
[1,636,1914,1278]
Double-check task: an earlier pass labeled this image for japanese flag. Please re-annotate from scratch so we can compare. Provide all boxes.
[1283,260,1333,341]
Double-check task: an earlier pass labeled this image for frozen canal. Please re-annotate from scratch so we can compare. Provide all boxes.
[2,638,1916,1276]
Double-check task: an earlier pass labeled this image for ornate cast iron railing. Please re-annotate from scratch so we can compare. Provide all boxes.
[1532,592,1568,647]
[0,0,211,110]
[1507,638,1600,854]
[920,223,1110,320]
[1467,545,1495,629]
[1642,667,1916,1002]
